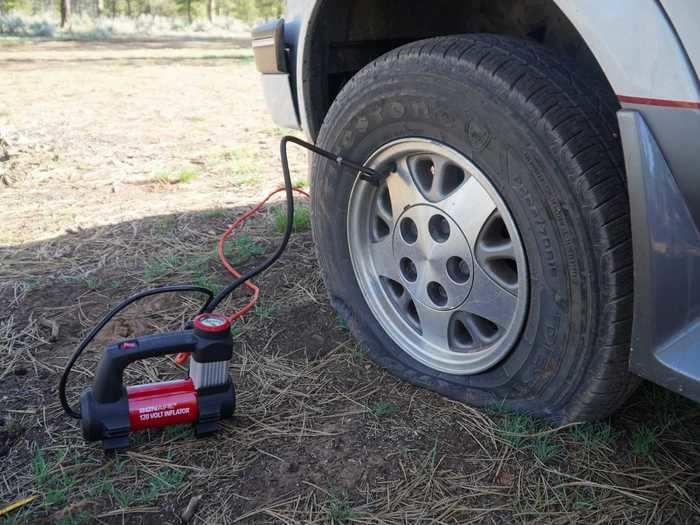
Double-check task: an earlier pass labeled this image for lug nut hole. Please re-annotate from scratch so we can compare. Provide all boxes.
[400,217,418,244]
[428,214,450,243]
[446,256,470,283]
[427,281,448,307]
[400,258,417,282]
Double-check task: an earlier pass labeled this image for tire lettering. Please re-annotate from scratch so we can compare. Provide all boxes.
[356,116,369,133]
[467,119,492,152]
[411,100,430,119]
[510,150,558,278]
[341,129,354,148]
[437,109,455,128]
[369,106,383,124]
[389,101,405,119]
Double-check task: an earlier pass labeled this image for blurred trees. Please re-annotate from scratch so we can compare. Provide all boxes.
[0,0,27,14]
[0,0,283,21]
[59,0,68,25]
[174,0,192,23]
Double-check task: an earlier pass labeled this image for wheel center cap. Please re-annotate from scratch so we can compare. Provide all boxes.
[393,204,474,310]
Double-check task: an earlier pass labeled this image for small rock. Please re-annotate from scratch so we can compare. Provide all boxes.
[114,319,131,338]
[181,494,203,523]
[39,318,60,341]
[310,334,324,345]
[495,470,515,486]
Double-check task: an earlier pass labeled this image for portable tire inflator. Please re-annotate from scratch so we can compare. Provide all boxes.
[59,136,382,450]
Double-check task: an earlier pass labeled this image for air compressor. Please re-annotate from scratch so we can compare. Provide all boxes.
[78,313,235,450]
[59,136,382,450]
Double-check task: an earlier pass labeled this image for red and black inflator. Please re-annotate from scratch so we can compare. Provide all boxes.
[58,136,381,450]
[79,313,235,450]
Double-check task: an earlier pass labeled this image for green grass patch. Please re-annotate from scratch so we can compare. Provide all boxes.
[572,486,598,510]
[371,401,399,417]
[336,314,349,332]
[142,235,264,285]
[193,274,218,293]
[570,421,616,451]
[33,449,76,511]
[203,208,228,218]
[156,215,177,232]
[173,168,199,184]
[324,496,356,524]
[489,407,565,457]
[253,300,277,320]
[154,168,200,185]
[101,465,186,508]
[429,436,439,466]
[272,205,310,233]
[85,458,145,509]
[161,425,194,441]
[533,435,560,462]
[221,233,265,264]
[495,410,535,448]
[224,146,260,183]
[630,425,658,457]
[349,345,365,365]
[143,254,181,282]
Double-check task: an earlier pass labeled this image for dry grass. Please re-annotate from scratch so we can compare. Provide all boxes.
[1,38,699,525]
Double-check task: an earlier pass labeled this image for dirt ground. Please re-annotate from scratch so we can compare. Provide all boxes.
[1,38,699,525]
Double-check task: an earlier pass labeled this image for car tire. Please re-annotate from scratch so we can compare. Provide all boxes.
[310,35,637,421]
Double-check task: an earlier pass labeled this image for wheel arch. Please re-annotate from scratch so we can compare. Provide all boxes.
[296,0,700,140]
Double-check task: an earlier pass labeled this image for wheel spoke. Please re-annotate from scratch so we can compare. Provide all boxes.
[451,312,486,349]
[414,301,451,348]
[395,288,413,311]
[375,191,394,228]
[478,239,515,261]
[439,176,496,246]
[461,264,518,330]
[369,235,399,281]
[433,156,467,199]
[386,158,426,213]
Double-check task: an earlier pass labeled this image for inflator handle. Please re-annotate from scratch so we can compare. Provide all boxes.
[93,331,196,404]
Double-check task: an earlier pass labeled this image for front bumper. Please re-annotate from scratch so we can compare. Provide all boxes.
[252,19,301,130]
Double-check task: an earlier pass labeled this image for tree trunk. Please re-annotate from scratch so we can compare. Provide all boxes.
[96,0,103,16]
[207,0,214,22]
[186,0,191,24]
[125,0,130,16]
[111,0,115,18]
[60,0,71,27]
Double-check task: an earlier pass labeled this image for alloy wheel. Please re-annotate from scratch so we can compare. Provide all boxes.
[347,138,528,374]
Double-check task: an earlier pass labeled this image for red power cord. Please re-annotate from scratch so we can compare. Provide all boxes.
[175,186,310,364]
